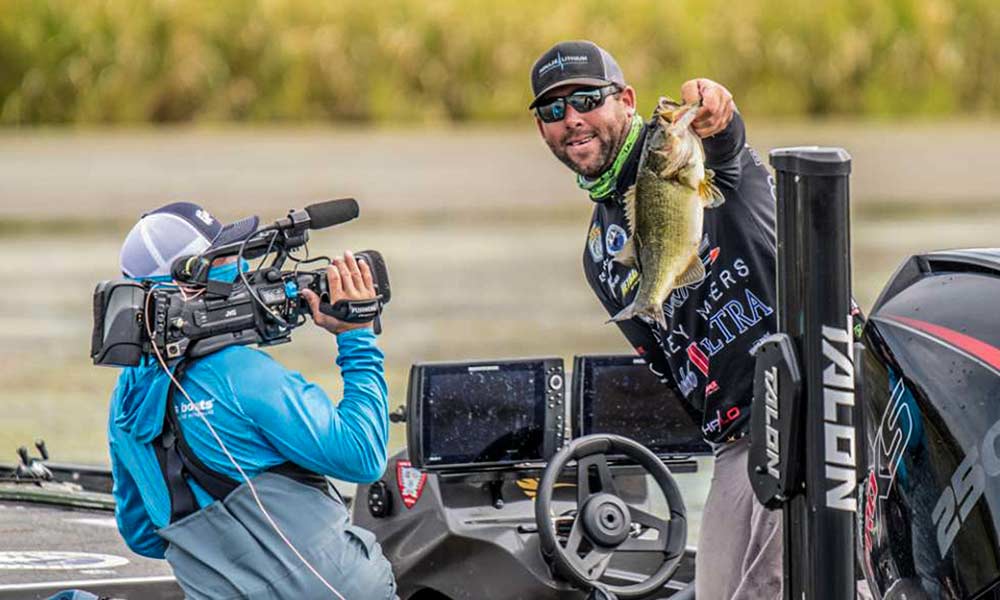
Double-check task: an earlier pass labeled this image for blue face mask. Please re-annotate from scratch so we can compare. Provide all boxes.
[136,259,250,285]
[207,260,248,283]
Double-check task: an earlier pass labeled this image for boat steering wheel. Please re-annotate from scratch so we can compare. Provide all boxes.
[534,434,688,599]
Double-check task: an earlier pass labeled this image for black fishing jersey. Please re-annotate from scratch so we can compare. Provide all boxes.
[582,112,778,443]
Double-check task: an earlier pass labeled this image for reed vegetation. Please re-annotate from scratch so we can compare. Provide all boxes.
[1,0,996,124]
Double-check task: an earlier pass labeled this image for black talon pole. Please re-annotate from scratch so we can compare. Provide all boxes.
[770,147,856,600]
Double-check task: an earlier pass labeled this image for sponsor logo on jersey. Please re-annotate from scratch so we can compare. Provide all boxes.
[588,222,604,262]
[703,406,741,435]
[605,224,628,256]
[619,268,639,297]
[175,398,215,419]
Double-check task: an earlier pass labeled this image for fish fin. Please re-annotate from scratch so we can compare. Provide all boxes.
[699,172,725,208]
[612,236,638,269]
[608,301,668,331]
[608,303,636,324]
[675,256,707,288]
[650,305,669,331]
[622,187,637,234]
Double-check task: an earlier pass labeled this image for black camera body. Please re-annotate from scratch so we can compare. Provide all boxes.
[91,199,390,367]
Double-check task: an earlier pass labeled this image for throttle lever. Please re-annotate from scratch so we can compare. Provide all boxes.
[35,439,49,461]
[14,444,53,481]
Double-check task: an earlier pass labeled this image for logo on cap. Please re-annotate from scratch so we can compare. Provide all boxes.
[195,209,214,226]
[538,52,590,78]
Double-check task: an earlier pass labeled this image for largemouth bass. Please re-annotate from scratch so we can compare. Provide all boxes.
[610,97,724,329]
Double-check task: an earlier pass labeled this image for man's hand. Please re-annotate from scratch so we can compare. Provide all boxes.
[680,78,736,138]
[301,250,376,334]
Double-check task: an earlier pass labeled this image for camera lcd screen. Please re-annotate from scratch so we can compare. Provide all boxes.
[577,356,711,456]
[419,363,548,467]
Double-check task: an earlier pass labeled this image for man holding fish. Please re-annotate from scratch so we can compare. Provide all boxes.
[530,41,780,599]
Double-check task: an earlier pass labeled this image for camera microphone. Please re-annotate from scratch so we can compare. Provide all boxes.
[262,198,359,234]
[304,198,359,230]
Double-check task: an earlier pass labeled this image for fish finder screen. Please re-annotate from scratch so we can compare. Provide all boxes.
[581,360,710,455]
[421,365,547,466]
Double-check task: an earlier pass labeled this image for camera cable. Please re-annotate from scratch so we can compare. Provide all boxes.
[144,285,347,600]
[237,229,293,329]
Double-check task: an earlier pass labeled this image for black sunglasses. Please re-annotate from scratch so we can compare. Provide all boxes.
[534,84,621,123]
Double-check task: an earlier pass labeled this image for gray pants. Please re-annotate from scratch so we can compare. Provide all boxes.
[695,437,782,600]
[159,473,397,600]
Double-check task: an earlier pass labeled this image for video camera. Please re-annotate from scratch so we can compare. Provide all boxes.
[91,198,391,367]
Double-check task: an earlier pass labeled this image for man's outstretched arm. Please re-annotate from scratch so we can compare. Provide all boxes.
[681,78,746,191]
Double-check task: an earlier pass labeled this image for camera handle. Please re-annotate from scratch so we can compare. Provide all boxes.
[318,296,384,334]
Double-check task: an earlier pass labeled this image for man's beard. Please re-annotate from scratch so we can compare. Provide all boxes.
[549,120,629,179]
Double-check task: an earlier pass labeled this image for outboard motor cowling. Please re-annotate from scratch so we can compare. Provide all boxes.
[860,249,1000,599]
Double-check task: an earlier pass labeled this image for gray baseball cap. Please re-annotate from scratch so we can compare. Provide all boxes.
[528,40,626,108]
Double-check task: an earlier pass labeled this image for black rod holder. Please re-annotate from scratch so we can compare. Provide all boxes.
[770,146,856,600]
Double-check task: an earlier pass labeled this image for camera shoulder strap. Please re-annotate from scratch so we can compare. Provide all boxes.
[155,359,337,524]
[155,359,241,522]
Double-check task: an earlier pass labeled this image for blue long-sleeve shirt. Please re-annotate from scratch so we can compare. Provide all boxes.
[107,328,389,558]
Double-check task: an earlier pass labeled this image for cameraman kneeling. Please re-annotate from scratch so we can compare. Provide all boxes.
[107,203,396,599]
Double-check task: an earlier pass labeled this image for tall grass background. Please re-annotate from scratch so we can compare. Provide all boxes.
[1,0,997,125]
